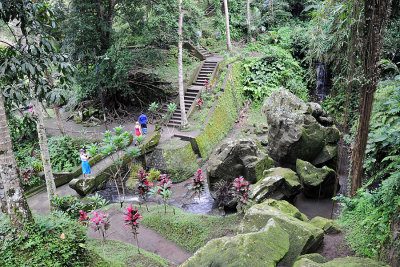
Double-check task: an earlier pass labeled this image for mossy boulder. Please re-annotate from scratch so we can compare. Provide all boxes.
[207,138,274,193]
[69,177,98,196]
[312,144,337,169]
[138,130,160,154]
[310,216,342,234]
[182,218,290,267]
[249,168,302,204]
[296,253,327,264]
[296,159,337,198]
[159,140,199,183]
[293,257,390,267]
[238,201,324,266]
[263,199,308,221]
[262,88,339,166]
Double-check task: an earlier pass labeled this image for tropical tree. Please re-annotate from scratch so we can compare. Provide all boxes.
[0,87,33,229]
[223,0,232,52]
[246,0,252,42]
[350,0,393,195]
[0,0,74,208]
[178,0,188,127]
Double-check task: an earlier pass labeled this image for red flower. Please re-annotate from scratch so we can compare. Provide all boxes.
[122,204,143,227]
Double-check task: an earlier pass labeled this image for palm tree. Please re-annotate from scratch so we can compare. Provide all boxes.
[178,0,188,127]
[246,0,252,42]
[0,87,33,229]
[223,0,232,52]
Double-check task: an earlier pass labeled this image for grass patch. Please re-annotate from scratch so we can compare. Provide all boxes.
[140,205,240,253]
[246,102,268,127]
[87,239,170,267]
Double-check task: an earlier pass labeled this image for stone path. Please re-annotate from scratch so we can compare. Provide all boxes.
[87,205,192,266]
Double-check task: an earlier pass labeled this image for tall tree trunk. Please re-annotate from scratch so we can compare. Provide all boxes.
[34,100,57,207]
[246,0,251,42]
[178,0,188,126]
[350,0,392,196]
[0,88,33,228]
[53,103,65,135]
[223,0,232,52]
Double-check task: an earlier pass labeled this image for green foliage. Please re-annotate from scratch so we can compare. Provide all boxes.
[50,193,109,219]
[140,205,239,253]
[48,136,92,172]
[86,239,170,267]
[337,80,400,259]
[0,213,88,266]
[241,45,308,101]
[148,168,161,183]
[364,81,400,180]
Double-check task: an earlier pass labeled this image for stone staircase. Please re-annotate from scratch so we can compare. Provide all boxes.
[197,45,213,58]
[167,59,219,127]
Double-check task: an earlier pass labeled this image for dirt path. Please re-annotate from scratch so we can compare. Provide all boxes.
[88,205,192,266]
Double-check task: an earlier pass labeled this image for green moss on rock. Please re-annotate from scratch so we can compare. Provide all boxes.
[310,216,342,234]
[161,140,198,183]
[294,257,390,267]
[296,159,336,198]
[296,253,327,264]
[238,202,324,266]
[263,199,308,221]
[195,62,244,159]
[249,168,302,203]
[182,218,290,267]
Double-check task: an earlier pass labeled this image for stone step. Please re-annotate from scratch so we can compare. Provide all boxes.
[184,96,196,101]
[186,89,199,94]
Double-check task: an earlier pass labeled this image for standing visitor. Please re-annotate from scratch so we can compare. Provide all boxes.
[80,149,91,178]
[135,121,142,137]
[138,112,148,134]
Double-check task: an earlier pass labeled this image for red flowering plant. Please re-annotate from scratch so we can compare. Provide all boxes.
[196,98,203,109]
[89,211,111,241]
[231,176,250,212]
[190,169,205,200]
[21,166,33,182]
[136,169,153,211]
[122,204,143,253]
[203,79,211,91]
[150,174,173,214]
[78,210,90,226]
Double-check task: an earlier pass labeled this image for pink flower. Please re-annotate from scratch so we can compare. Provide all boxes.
[122,204,143,227]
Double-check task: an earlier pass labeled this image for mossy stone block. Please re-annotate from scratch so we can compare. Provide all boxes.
[182,218,289,267]
[296,253,327,264]
[238,202,324,266]
[263,199,308,222]
[310,216,342,234]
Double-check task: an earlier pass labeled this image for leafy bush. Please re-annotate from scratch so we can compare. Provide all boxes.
[241,45,308,101]
[0,213,88,266]
[51,193,109,219]
[337,80,400,259]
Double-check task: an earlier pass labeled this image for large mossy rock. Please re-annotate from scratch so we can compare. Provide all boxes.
[310,216,342,234]
[207,138,274,189]
[262,199,308,221]
[238,201,324,266]
[296,159,337,198]
[293,256,390,267]
[262,88,340,167]
[249,168,302,203]
[296,253,327,264]
[181,218,290,267]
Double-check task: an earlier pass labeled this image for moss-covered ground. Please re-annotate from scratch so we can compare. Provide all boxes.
[87,239,171,267]
[140,205,240,253]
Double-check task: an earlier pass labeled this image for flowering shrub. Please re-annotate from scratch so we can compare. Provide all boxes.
[232,176,250,211]
[22,166,33,182]
[137,169,153,198]
[150,174,173,214]
[190,169,205,200]
[78,210,89,226]
[196,98,203,109]
[89,212,110,241]
[122,204,143,253]
[204,79,211,90]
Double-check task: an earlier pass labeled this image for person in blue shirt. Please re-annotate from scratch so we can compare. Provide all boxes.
[138,112,148,134]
